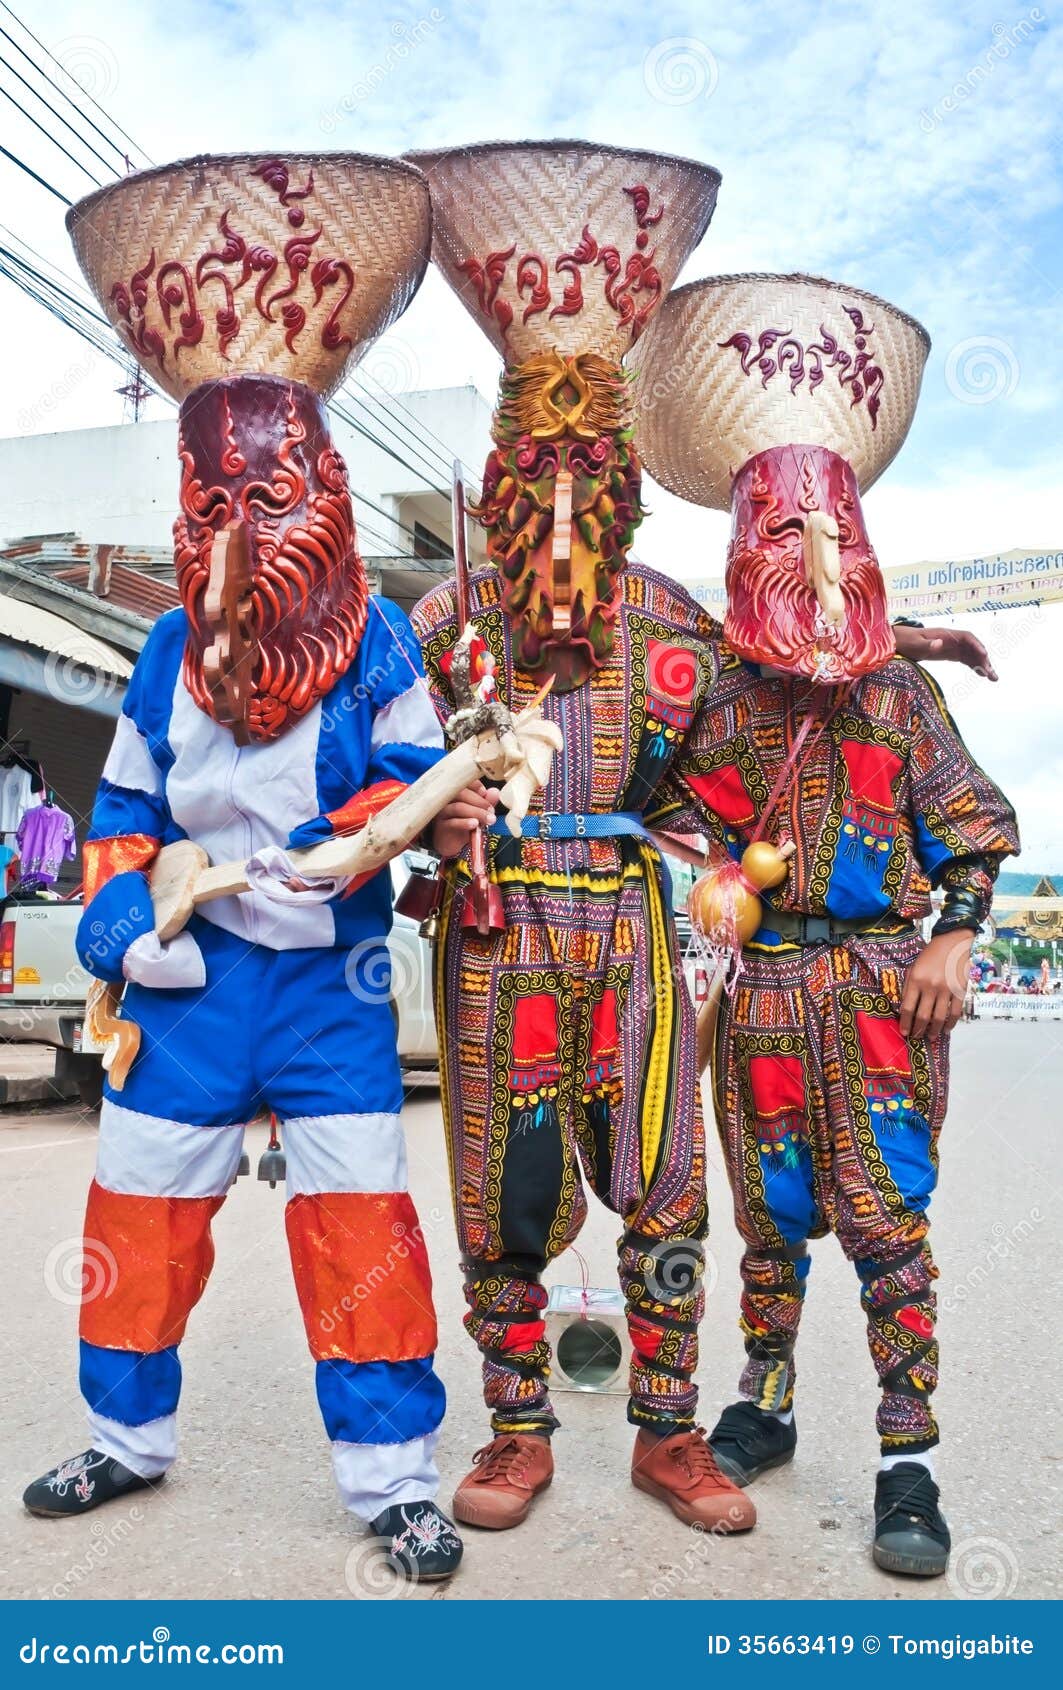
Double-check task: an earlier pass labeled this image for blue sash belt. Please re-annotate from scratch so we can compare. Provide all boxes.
[488,811,672,899]
[489,811,651,842]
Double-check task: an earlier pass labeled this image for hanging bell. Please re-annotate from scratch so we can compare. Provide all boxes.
[257,1116,286,1190]
[229,1148,252,1188]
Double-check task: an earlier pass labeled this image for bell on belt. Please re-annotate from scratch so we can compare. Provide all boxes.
[257,1115,286,1190]
[231,1147,252,1187]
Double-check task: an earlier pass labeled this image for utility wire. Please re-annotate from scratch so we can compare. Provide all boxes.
[0,2,151,165]
[0,49,119,176]
[0,138,70,202]
[0,80,102,185]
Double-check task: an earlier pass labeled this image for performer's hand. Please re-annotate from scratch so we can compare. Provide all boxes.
[432,784,501,860]
[899,930,975,1039]
[893,623,998,681]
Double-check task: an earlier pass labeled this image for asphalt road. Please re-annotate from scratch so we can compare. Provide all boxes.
[1,1021,1059,1604]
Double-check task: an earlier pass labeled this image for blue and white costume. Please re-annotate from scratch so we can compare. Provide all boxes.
[76,598,448,1520]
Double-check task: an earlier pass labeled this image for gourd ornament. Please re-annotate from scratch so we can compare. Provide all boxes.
[689,838,796,968]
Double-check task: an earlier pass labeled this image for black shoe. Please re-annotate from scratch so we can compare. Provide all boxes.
[23,1449,158,1518]
[708,1400,798,1486]
[369,1500,464,1581]
[873,1463,950,1577]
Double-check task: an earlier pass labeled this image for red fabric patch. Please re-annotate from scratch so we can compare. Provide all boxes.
[511,993,560,1066]
[646,639,699,714]
[686,764,757,827]
[855,1011,912,1084]
[285,1190,437,1364]
[627,1315,663,1361]
[497,1319,546,1354]
[590,988,620,1064]
[79,1180,222,1353]
[840,739,904,813]
[326,779,407,837]
[896,1305,934,1339]
[748,1053,806,1123]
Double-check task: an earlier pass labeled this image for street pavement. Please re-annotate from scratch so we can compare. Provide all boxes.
[1,1021,1059,1604]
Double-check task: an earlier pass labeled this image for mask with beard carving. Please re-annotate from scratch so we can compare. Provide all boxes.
[172,374,368,741]
[724,443,896,683]
[472,351,644,693]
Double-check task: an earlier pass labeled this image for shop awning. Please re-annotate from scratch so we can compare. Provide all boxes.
[0,591,131,716]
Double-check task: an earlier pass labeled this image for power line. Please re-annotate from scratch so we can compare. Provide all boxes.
[0,2,151,165]
[0,138,70,203]
[0,49,118,176]
[0,79,102,186]
[0,19,132,168]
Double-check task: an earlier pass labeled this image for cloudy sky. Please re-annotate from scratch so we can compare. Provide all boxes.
[0,0,1060,862]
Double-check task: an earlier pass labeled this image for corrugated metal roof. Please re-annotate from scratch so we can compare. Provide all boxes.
[53,563,180,620]
[0,592,133,680]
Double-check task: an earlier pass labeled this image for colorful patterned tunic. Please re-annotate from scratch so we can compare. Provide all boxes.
[647,649,1019,1454]
[413,560,721,1435]
[646,651,1018,938]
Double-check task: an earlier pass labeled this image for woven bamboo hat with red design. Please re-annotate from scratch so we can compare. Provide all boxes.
[406,139,720,362]
[404,140,721,690]
[633,273,931,683]
[66,152,432,741]
[67,150,430,399]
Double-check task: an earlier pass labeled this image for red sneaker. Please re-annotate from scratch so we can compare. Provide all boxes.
[452,1434,554,1530]
[632,1426,757,1531]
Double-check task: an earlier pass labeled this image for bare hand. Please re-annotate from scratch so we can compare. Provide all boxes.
[894,624,998,681]
[432,784,501,860]
[898,930,975,1040]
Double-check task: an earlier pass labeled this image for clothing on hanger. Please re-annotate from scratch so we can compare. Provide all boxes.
[15,801,76,888]
[0,763,41,834]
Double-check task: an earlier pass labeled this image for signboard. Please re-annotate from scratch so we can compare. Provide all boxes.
[683,548,1063,620]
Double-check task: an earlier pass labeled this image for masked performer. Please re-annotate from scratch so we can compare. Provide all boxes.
[634,273,1019,1576]
[21,153,466,1580]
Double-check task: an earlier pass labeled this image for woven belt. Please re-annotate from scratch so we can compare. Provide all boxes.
[489,811,651,842]
[761,910,914,945]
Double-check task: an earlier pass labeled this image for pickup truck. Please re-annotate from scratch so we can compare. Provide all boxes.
[0,894,101,1104]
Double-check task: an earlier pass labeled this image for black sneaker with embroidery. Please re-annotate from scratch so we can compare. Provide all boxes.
[873,1463,950,1577]
[23,1449,157,1518]
[369,1500,464,1581]
[708,1400,798,1485]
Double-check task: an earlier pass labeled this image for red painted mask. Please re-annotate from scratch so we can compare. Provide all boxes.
[173,374,367,741]
[724,444,895,683]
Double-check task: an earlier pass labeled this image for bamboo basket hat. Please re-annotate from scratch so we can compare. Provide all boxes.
[66,150,432,400]
[633,274,931,683]
[405,139,722,363]
[632,272,930,507]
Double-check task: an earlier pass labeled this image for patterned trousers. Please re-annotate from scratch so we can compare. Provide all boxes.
[435,842,707,1435]
[713,932,948,1455]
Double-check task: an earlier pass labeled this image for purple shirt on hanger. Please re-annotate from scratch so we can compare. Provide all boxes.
[16,804,76,887]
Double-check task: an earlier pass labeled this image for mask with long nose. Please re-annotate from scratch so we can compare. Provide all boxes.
[724,443,895,682]
[173,374,368,742]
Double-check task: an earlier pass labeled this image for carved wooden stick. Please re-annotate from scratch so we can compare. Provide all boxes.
[149,704,562,941]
